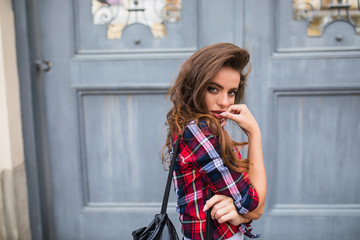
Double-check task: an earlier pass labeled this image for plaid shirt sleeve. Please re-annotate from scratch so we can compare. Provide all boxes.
[181,120,259,215]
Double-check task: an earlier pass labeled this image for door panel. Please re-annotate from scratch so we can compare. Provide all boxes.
[80,92,171,203]
[75,0,198,52]
[276,1,360,50]
[275,91,360,204]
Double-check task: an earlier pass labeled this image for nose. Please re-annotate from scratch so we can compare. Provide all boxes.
[217,93,229,108]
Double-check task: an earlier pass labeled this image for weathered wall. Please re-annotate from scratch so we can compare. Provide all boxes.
[0,0,31,239]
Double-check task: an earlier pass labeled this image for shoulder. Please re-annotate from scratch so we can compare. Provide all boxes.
[181,119,219,150]
[179,120,220,164]
[183,119,216,139]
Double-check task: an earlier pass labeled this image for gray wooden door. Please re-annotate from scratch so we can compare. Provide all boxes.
[36,0,196,239]
[27,0,360,239]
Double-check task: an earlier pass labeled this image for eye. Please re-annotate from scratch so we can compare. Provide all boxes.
[228,90,237,97]
[207,86,218,94]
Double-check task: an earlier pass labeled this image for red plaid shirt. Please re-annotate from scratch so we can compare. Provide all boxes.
[172,120,260,239]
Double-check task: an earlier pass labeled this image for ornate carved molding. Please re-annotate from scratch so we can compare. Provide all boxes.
[293,0,360,36]
[91,0,182,39]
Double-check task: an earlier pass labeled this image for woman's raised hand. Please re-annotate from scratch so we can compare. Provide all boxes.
[221,104,267,220]
[203,195,250,226]
[219,104,259,136]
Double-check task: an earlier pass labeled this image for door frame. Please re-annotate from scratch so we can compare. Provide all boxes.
[12,0,54,239]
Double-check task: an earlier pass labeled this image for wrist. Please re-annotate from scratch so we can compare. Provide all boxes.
[233,214,251,226]
[247,126,261,139]
[233,215,243,226]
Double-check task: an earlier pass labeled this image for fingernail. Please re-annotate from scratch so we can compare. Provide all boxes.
[219,112,226,117]
[203,205,208,211]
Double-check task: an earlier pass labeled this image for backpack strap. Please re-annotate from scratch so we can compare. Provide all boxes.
[160,137,181,214]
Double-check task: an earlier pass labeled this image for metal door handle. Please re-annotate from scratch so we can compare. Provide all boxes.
[35,60,52,72]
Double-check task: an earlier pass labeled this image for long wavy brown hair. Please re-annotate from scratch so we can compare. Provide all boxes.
[162,43,251,172]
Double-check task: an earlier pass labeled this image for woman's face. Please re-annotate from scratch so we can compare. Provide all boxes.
[205,67,240,126]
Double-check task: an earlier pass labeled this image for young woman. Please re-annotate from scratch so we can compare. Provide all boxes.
[162,43,267,240]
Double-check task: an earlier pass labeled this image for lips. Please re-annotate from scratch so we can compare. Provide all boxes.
[210,110,225,119]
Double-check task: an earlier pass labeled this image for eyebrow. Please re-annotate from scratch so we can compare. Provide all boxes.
[209,82,238,92]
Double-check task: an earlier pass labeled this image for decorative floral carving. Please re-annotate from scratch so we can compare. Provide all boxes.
[293,0,360,36]
[91,0,182,39]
